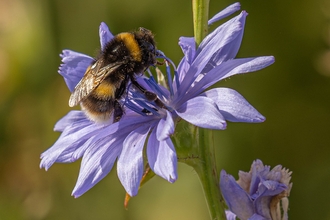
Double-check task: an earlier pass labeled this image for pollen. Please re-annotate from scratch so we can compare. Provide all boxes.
[117,33,142,62]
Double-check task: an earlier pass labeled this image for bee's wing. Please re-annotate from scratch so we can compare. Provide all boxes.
[69,60,123,107]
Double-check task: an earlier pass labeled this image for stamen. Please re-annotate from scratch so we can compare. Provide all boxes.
[125,100,145,116]
[146,69,157,83]
[174,69,180,94]
[124,50,176,116]
[155,52,179,95]
[156,50,166,59]
[132,98,160,117]
[165,61,174,96]
[143,78,168,99]
[128,89,161,116]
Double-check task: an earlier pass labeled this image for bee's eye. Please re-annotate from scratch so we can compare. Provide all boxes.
[143,41,155,53]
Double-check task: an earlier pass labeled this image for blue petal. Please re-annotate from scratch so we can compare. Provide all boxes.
[72,136,123,198]
[156,110,174,141]
[178,37,196,65]
[184,56,275,103]
[249,160,267,195]
[40,130,82,168]
[249,214,268,220]
[147,130,177,183]
[208,2,241,25]
[176,96,226,130]
[54,111,87,132]
[65,136,97,162]
[40,122,101,170]
[253,196,273,219]
[201,88,265,123]
[225,211,237,220]
[260,180,287,196]
[59,50,94,92]
[218,56,275,81]
[117,125,150,196]
[203,11,246,73]
[253,180,287,218]
[52,133,108,164]
[254,194,286,218]
[176,58,190,85]
[220,170,254,220]
[95,110,153,136]
[177,37,196,85]
[195,11,247,74]
[177,12,246,99]
[69,125,127,162]
[99,22,114,50]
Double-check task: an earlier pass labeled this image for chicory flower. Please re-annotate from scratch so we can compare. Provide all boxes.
[40,2,274,198]
[220,159,292,220]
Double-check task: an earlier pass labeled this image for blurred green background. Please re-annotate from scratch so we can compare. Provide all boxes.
[1,0,330,219]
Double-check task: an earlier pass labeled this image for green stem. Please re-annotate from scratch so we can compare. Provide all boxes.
[192,0,210,45]
[173,2,227,219]
[174,122,226,220]
[193,128,226,220]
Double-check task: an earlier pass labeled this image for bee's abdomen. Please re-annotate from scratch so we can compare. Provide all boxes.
[93,80,115,100]
[80,81,116,123]
[80,95,115,123]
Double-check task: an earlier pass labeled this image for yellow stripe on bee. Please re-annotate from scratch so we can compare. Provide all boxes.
[94,82,115,99]
[117,33,142,62]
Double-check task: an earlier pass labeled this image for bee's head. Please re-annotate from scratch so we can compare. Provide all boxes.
[135,27,158,66]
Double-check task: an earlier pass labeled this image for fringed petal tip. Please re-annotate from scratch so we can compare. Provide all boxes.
[71,192,81,199]
[57,50,93,92]
[100,22,108,30]
[39,152,54,171]
[220,169,231,180]
[39,160,49,171]
[167,175,177,183]
[241,10,248,17]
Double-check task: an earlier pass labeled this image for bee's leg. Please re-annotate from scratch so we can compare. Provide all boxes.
[113,100,124,122]
[112,75,129,122]
[115,74,130,98]
[130,77,166,109]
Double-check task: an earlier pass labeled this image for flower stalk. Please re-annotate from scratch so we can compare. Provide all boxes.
[192,0,209,45]
[190,0,226,219]
[174,121,226,220]
[193,128,226,220]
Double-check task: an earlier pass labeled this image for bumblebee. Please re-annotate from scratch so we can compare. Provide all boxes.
[69,27,165,123]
